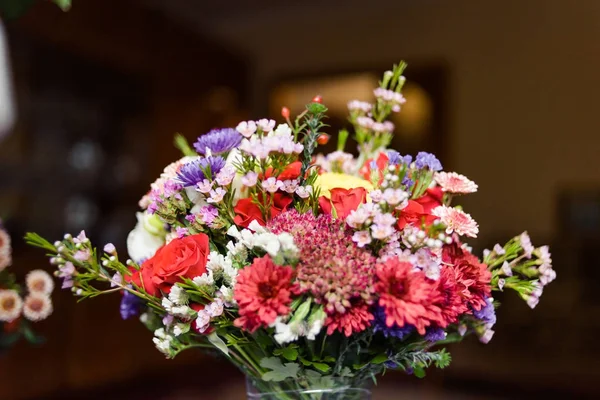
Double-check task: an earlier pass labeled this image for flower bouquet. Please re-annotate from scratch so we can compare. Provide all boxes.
[26,62,555,399]
[0,220,54,352]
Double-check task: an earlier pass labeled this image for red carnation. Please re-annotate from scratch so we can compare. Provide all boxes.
[234,192,293,228]
[442,243,492,311]
[264,161,302,181]
[375,259,443,335]
[432,265,469,326]
[325,303,374,337]
[126,234,209,296]
[416,187,444,213]
[233,255,296,333]
[319,187,368,220]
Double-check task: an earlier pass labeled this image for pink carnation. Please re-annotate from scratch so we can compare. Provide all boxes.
[434,172,478,194]
[432,206,479,238]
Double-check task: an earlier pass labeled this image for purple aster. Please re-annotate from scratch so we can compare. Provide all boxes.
[402,176,415,190]
[473,297,496,326]
[194,128,242,155]
[415,152,442,171]
[198,205,219,225]
[424,327,446,342]
[120,288,143,320]
[373,306,414,339]
[402,155,413,165]
[176,156,226,187]
[387,150,401,165]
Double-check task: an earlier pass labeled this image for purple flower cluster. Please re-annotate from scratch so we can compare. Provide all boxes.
[415,152,442,171]
[424,327,446,342]
[387,150,412,166]
[373,306,414,339]
[176,156,226,187]
[473,297,496,326]
[120,288,143,320]
[194,128,242,156]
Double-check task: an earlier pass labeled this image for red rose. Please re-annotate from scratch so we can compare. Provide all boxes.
[264,161,302,181]
[397,200,436,229]
[126,234,210,296]
[359,152,388,182]
[415,187,444,213]
[234,192,293,228]
[319,187,368,220]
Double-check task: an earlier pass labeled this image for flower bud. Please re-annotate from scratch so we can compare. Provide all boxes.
[281,107,290,119]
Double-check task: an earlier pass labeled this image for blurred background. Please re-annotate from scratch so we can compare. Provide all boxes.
[0,0,598,398]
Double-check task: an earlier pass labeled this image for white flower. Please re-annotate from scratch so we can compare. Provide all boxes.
[295,185,312,199]
[382,188,409,206]
[373,212,396,227]
[241,171,258,187]
[127,212,166,264]
[195,310,211,333]
[535,245,552,267]
[526,295,540,309]
[207,187,226,203]
[352,230,372,247]
[216,165,236,186]
[248,220,267,234]
[369,189,383,203]
[206,298,224,318]
[493,244,506,255]
[0,290,22,322]
[253,233,282,256]
[281,179,299,194]
[277,233,298,253]
[498,278,506,291]
[274,318,303,345]
[171,305,194,318]
[193,270,214,287]
[22,293,53,322]
[370,224,395,240]
[207,251,233,273]
[168,285,189,305]
[218,285,236,306]
[26,269,54,295]
[256,118,276,133]
[162,298,174,311]
[236,120,257,138]
[173,323,190,337]
[226,240,247,259]
[195,179,213,194]
[185,186,206,206]
[262,177,282,193]
[501,261,513,277]
[520,232,534,258]
[153,337,173,355]
[103,243,117,255]
[346,207,370,228]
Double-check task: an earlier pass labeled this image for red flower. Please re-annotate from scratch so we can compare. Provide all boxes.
[264,161,302,181]
[234,192,293,228]
[415,187,444,213]
[233,255,295,333]
[442,243,491,311]
[325,303,374,337]
[359,152,389,182]
[396,201,435,230]
[375,259,443,335]
[125,234,209,296]
[189,303,214,335]
[318,187,368,220]
[432,266,469,327]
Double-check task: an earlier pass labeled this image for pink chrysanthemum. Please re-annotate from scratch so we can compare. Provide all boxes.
[375,259,443,335]
[434,172,478,194]
[433,266,469,326]
[432,206,479,238]
[325,304,374,337]
[268,210,376,336]
[233,255,295,333]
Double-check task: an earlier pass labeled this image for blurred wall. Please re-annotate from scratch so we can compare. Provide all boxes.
[210,0,600,244]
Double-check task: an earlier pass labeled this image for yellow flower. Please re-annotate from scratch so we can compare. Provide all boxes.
[314,172,374,199]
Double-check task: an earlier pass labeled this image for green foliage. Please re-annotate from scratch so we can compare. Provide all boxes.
[273,345,299,361]
[260,357,300,382]
[0,0,71,20]
[53,0,72,11]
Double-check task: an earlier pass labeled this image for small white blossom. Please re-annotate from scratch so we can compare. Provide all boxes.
[370,224,395,240]
[236,120,257,138]
[256,118,276,132]
[501,261,512,276]
[168,284,189,305]
[493,244,506,255]
[173,323,190,337]
[281,179,299,194]
[241,171,258,187]
[352,230,372,247]
[195,310,211,333]
[369,189,383,203]
[193,270,214,287]
[216,165,236,186]
[262,177,282,193]
[520,232,534,258]
[207,187,226,203]
[206,298,224,318]
[295,185,313,199]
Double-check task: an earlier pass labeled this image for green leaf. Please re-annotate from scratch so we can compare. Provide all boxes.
[306,102,328,114]
[299,357,312,367]
[173,133,199,157]
[311,362,330,373]
[53,0,72,11]
[413,367,426,378]
[323,356,336,363]
[281,346,298,361]
[371,353,388,364]
[260,357,300,382]
[207,332,229,356]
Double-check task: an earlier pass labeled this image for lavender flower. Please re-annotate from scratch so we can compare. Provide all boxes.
[415,152,442,171]
[176,156,226,187]
[402,176,414,189]
[424,327,446,342]
[387,150,401,166]
[473,297,496,326]
[373,307,414,339]
[120,288,143,320]
[193,128,242,155]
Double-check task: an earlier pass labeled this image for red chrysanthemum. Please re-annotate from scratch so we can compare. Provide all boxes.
[325,303,374,337]
[433,265,469,327]
[442,243,491,311]
[233,255,295,333]
[375,259,443,335]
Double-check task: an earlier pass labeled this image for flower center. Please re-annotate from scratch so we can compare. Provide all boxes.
[29,299,44,312]
[1,298,15,311]
[258,282,274,298]
[33,281,45,292]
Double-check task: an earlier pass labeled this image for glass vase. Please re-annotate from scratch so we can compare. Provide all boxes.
[245,376,372,400]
